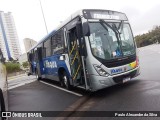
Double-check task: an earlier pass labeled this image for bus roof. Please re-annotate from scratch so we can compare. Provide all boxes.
[27,10,83,53]
[27,9,127,52]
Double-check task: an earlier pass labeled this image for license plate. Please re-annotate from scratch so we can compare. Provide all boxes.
[123,77,130,83]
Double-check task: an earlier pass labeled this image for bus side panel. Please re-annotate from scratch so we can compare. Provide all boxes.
[42,56,58,81]
[40,60,45,75]
[42,54,71,82]
[56,54,71,78]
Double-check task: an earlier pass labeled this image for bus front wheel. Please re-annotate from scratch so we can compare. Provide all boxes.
[61,72,72,90]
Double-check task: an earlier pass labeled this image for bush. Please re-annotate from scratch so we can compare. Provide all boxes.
[22,61,29,68]
[5,62,21,73]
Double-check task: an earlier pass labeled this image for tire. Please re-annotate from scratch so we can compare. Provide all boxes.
[35,70,40,81]
[60,71,72,90]
[0,89,6,120]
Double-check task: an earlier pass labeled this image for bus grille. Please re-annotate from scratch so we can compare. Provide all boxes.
[113,70,137,84]
[102,54,136,68]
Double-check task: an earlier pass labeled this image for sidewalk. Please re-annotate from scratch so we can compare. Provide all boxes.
[8,73,27,80]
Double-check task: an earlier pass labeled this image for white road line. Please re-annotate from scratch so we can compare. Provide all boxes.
[40,81,83,97]
[8,80,36,90]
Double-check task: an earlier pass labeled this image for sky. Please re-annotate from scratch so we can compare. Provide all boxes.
[0,0,160,54]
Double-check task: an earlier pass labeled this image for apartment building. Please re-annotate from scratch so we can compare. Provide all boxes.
[0,11,21,60]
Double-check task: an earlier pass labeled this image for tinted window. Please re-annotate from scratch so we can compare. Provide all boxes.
[34,48,38,61]
[37,43,43,60]
[28,50,34,61]
[51,30,64,54]
[44,39,51,57]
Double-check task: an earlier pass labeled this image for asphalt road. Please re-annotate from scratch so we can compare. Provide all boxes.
[8,44,160,120]
[70,44,160,120]
[8,79,83,120]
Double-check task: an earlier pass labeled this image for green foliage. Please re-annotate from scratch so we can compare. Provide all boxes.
[5,62,21,73]
[135,26,160,47]
[22,61,29,68]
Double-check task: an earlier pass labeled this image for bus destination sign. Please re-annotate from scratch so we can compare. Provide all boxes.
[93,13,120,20]
[83,9,128,21]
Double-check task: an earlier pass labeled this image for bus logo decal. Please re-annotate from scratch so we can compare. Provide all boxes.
[111,68,122,74]
[44,60,57,68]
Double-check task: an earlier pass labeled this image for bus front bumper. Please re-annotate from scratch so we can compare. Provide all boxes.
[89,66,140,91]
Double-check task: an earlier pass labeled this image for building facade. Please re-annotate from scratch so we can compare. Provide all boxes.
[0,11,21,60]
[23,38,37,52]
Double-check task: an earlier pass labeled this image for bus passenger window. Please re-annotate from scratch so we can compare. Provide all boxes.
[44,39,51,57]
[51,30,64,55]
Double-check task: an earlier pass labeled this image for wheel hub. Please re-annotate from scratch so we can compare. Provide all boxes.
[63,76,67,86]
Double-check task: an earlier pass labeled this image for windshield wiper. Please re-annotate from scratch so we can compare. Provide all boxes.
[99,19,116,33]
[99,20,109,32]
[118,20,124,32]
[99,19,123,56]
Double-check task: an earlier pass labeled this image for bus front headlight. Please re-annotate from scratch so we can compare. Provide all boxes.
[93,64,109,76]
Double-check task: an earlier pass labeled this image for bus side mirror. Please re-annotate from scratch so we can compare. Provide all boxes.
[76,22,83,38]
[83,22,90,36]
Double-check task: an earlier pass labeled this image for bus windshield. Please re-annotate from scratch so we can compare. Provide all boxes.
[89,22,135,60]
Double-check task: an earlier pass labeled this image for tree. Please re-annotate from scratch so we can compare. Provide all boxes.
[135,25,160,47]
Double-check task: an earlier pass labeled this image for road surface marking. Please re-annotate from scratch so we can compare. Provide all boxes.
[8,80,36,90]
[40,81,83,97]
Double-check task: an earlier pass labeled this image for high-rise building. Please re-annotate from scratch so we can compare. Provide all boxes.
[23,38,37,52]
[18,38,36,67]
[0,11,21,60]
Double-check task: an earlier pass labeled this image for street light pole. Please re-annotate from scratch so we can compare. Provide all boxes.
[39,0,48,34]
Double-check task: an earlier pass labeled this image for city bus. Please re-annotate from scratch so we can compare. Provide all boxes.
[27,9,140,91]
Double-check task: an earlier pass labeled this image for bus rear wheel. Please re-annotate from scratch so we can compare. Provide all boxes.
[61,72,72,90]
[35,70,40,81]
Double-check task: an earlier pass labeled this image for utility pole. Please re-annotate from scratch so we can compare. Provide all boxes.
[39,0,48,34]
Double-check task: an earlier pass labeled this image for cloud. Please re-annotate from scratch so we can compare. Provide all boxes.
[121,4,160,35]
[1,0,160,53]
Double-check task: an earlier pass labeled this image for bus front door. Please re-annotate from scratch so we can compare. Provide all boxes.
[67,28,83,87]
[35,47,43,79]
